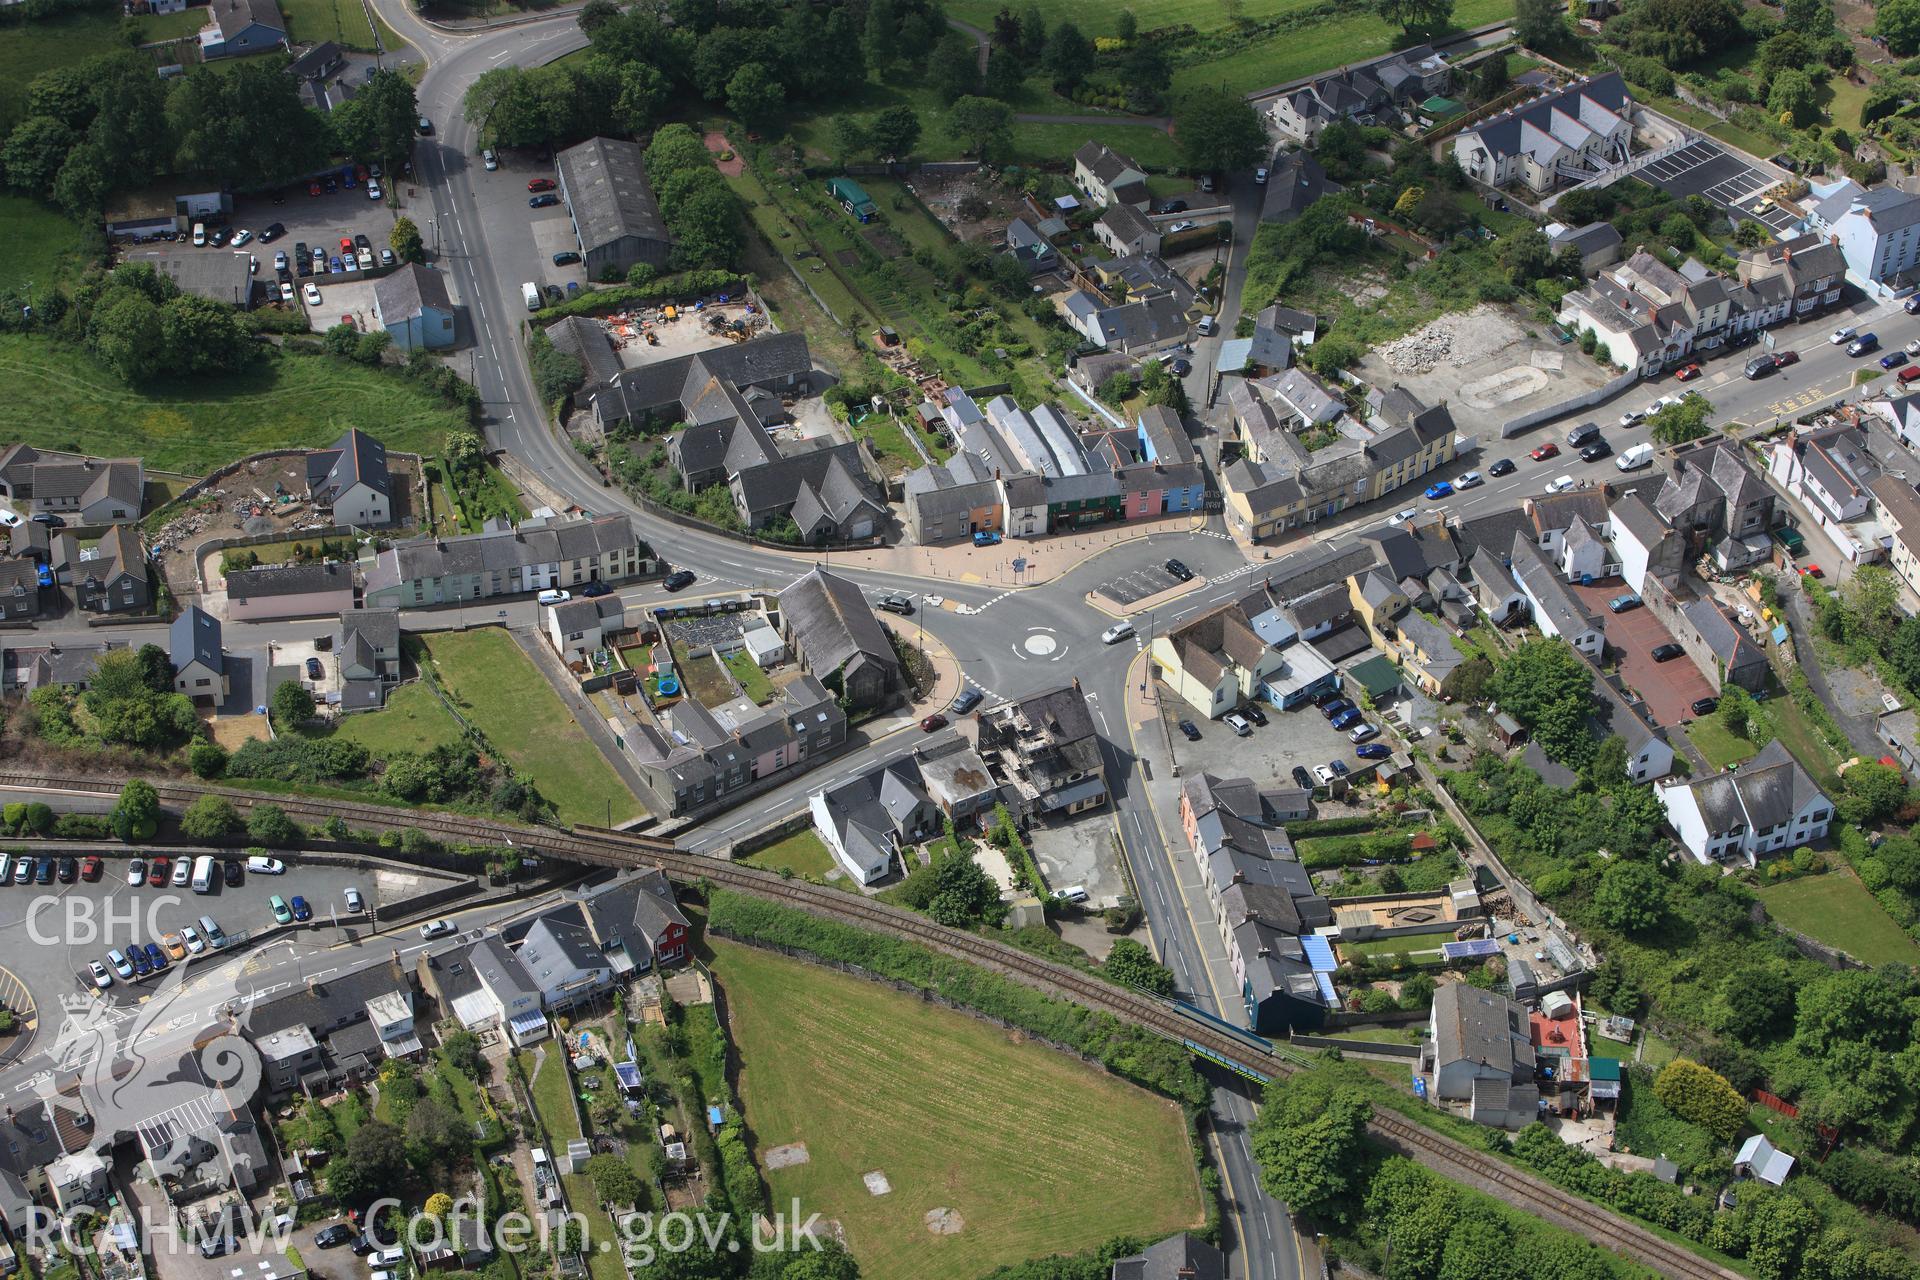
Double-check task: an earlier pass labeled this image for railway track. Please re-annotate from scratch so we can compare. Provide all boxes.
[0,770,1741,1277]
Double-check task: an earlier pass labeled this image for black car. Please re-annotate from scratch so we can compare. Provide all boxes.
[260,222,286,242]
[1178,719,1201,741]
[953,688,984,715]
[1745,354,1779,380]
[552,251,582,266]
[530,194,560,209]
[34,857,52,885]
[1159,199,1188,214]
[1165,558,1194,582]
[354,233,371,250]
[1691,696,1720,716]
[1328,759,1350,777]
[223,859,244,887]
[1239,703,1268,727]
[1313,687,1344,707]
[306,656,324,680]
[1489,458,1516,476]
[1652,643,1685,662]
[199,1238,235,1260]
[662,569,697,592]
[1580,439,1613,462]
[1907,295,1920,316]
[1170,357,1192,377]
[56,857,76,884]
[1291,765,1314,789]
[314,1226,355,1250]
[350,1236,377,1257]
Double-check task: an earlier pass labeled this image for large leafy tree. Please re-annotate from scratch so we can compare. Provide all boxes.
[1593,860,1667,934]
[946,95,1014,161]
[1653,1058,1748,1139]
[927,29,981,104]
[1488,638,1597,768]
[866,106,923,161]
[725,63,786,126]
[2,117,79,194]
[1250,1064,1373,1224]
[1649,392,1714,445]
[1174,88,1268,177]
[1513,0,1569,46]
[1042,21,1094,91]
[334,69,418,169]
[1103,937,1174,995]
[1375,0,1454,33]
[111,779,161,843]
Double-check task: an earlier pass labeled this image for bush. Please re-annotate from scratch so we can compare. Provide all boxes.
[531,270,743,322]
[187,740,229,779]
[247,805,301,847]
[180,794,243,840]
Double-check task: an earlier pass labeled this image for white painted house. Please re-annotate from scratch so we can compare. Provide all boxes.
[1657,739,1833,866]
[1804,180,1920,297]
[1452,73,1634,195]
[544,594,624,665]
[169,605,228,703]
[1510,536,1604,658]
[305,428,393,528]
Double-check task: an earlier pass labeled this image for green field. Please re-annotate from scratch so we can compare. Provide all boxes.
[1684,717,1758,770]
[422,628,640,826]
[519,1046,583,1141]
[946,0,1335,37]
[1759,869,1920,968]
[0,198,93,296]
[739,829,839,880]
[722,649,775,704]
[715,940,1203,1280]
[1339,933,1445,959]
[320,682,466,758]
[0,334,462,476]
[277,0,393,52]
[0,10,167,130]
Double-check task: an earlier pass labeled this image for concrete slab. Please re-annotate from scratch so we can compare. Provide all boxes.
[1029,817,1127,909]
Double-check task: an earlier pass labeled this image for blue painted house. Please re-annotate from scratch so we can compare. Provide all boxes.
[1137,406,1206,514]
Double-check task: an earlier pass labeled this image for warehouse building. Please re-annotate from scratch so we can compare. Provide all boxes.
[555,137,673,280]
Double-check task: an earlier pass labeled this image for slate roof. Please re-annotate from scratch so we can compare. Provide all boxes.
[1432,982,1535,1078]
[374,264,452,322]
[306,428,391,504]
[1548,221,1623,255]
[1099,201,1158,245]
[1683,598,1765,676]
[518,913,607,987]
[556,136,670,257]
[1462,72,1631,166]
[734,442,883,528]
[1608,493,1667,549]
[286,40,341,78]
[248,957,409,1039]
[209,0,283,35]
[1673,738,1827,836]
[1074,141,1144,188]
[596,334,811,424]
[546,317,623,391]
[1110,1234,1225,1280]
[169,605,223,676]
[366,513,640,590]
[1261,149,1343,223]
[778,568,897,676]
[226,561,354,599]
[1267,542,1377,602]
[33,459,143,511]
[550,594,622,635]
[1510,534,1598,637]
[1167,600,1271,686]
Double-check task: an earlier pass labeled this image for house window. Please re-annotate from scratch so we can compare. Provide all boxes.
[1809,809,1830,823]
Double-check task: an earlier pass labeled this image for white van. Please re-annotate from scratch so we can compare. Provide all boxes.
[1616,443,1654,471]
[246,854,286,875]
[1054,885,1089,903]
[190,855,216,894]
[522,281,541,311]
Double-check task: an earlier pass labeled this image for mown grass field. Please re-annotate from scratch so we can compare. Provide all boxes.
[318,682,466,758]
[738,829,838,879]
[715,940,1202,1280]
[946,0,1334,37]
[1683,716,1758,770]
[0,334,461,475]
[0,198,93,296]
[422,628,640,826]
[1759,869,1920,968]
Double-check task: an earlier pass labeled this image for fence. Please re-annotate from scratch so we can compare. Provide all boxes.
[1500,366,1642,437]
[1290,1033,1423,1059]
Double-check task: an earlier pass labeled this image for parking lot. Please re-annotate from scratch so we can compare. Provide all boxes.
[1099,562,1196,606]
[1570,579,1717,727]
[1635,140,1795,235]
[1157,687,1364,785]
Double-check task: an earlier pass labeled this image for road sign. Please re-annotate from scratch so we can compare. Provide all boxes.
[1012,557,1027,574]
[1762,329,1775,351]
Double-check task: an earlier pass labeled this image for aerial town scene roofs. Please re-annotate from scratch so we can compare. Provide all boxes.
[6,0,1920,1277]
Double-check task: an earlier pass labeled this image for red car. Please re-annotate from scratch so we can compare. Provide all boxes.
[528,178,557,193]
[1775,349,1800,369]
[921,713,949,733]
[339,236,354,252]
[1529,442,1560,461]
[147,856,170,887]
[80,856,102,882]
[1799,563,1824,578]
[308,181,322,197]
[1902,365,1920,386]
[1674,363,1701,381]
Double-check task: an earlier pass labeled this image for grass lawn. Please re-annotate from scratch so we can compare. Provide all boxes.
[0,335,461,475]
[1759,869,1920,968]
[1170,0,1514,97]
[1684,717,1759,770]
[520,1047,583,1143]
[739,829,839,880]
[423,629,640,826]
[1770,696,1843,793]
[317,682,466,758]
[560,1174,629,1280]
[0,198,93,297]
[278,0,382,51]
[848,409,923,476]
[677,652,736,707]
[443,462,527,533]
[1004,121,1181,170]
[722,650,775,704]
[718,942,1203,1280]
[1339,934,1444,959]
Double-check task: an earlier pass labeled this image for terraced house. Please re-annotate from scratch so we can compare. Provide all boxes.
[361,513,654,608]
[1452,73,1634,195]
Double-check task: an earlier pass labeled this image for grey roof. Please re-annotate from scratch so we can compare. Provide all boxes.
[287,40,342,78]
[209,0,283,35]
[248,957,409,1039]
[579,868,688,951]
[169,605,223,676]
[1097,293,1188,347]
[596,333,812,424]
[556,136,670,257]
[550,594,622,634]
[1261,149,1343,223]
[1683,598,1765,674]
[1099,201,1158,244]
[1462,72,1631,165]
[306,427,391,503]
[734,442,883,527]
[373,264,452,322]
[1549,221,1622,255]
[32,458,143,510]
[1074,141,1145,188]
[1521,740,1579,789]
[1682,738,1826,834]
[470,934,537,1006]
[1006,217,1048,251]
[122,248,256,306]
[518,912,607,986]
[778,568,897,676]
[1813,183,1920,236]
[369,513,639,588]
[1510,534,1599,637]
[546,317,623,391]
[1110,1236,1224,1280]
[1431,982,1535,1077]
[226,560,353,599]
[1608,493,1667,549]
[1267,542,1377,602]
[341,607,398,653]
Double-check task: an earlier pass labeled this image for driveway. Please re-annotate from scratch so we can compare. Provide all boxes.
[1570,581,1715,728]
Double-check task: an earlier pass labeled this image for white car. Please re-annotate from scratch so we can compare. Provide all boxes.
[231,229,252,247]
[419,919,457,940]
[1544,474,1576,494]
[181,925,206,955]
[537,588,571,605]
[1168,220,1196,233]
[1618,408,1646,427]
[1387,507,1417,526]
[1254,166,1268,184]
[247,255,258,275]
[1831,326,1857,345]
[126,859,145,886]
[246,855,286,875]
[171,859,191,888]
[279,281,295,303]
[356,247,373,268]
[1906,338,1920,357]
[88,961,112,990]
[0,507,20,528]
[367,181,382,201]
[302,282,322,307]
[1223,712,1252,737]
[1101,621,1135,645]
[483,148,499,171]
[1454,471,1483,490]
[273,250,288,272]
[106,949,133,980]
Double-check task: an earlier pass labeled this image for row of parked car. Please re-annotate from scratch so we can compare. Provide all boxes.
[87,912,232,989]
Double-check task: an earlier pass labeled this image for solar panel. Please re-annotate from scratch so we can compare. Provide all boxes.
[1301,935,1337,972]
[1314,973,1339,1007]
[1442,938,1501,959]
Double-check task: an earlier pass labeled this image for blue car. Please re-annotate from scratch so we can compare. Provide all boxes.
[129,947,152,976]
[144,943,168,971]
[290,895,312,922]
[1424,480,1454,500]
[972,530,1001,547]
[329,255,344,273]
[1331,707,1362,731]
[1883,352,1907,370]
[1356,743,1391,759]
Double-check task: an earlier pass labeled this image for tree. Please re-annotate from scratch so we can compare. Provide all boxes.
[830,115,871,162]
[1783,0,1835,35]
[726,63,785,126]
[1880,0,1920,54]
[1649,392,1714,445]
[1042,21,1094,91]
[1375,0,1454,33]
[1594,860,1667,934]
[271,680,316,727]
[248,804,300,847]
[442,1030,483,1076]
[946,95,1014,161]
[404,1098,463,1169]
[927,850,1002,926]
[134,643,174,694]
[1174,88,1268,176]
[161,295,254,376]
[333,69,418,169]
[110,779,160,843]
[2,117,79,194]
[926,29,981,104]
[862,0,902,77]
[1019,2,1048,61]
[1104,937,1174,995]
[1653,1058,1748,1139]
[585,1153,644,1207]
[867,106,922,161]
[1768,68,1820,127]
[329,1120,409,1206]
[1713,964,1793,1043]
[1474,53,1510,102]
[1798,969,1905,1057]
[1840,759,1909,826]
[578,0,619,33]
[1498,226,1554,285]
[54,142,113,220]
[1489,638,1597,767]
[180,794,243,840]
[87,291,167,383]
[187,741,230,779]
[1513,0,1568,46]
[1250,1064,1374,1224]
[391,217,425,264]
[667,185,744,270]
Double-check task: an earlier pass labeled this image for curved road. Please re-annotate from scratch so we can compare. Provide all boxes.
[366,6,1304,1275]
